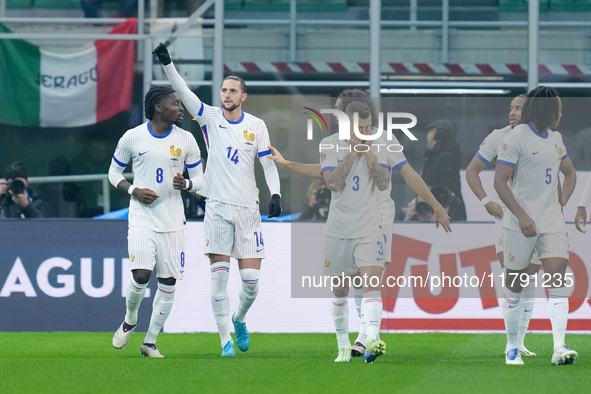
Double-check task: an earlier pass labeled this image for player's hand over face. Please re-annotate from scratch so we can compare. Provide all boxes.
[0,179,7,196]
[173,173,186,190]
[518,214,537,237]
[575,206,587,233]
[434,208,452,233]
[268,146,289,168]
[132,188,159,205]
[348,134,364,151]
[484,201,503,219]
[152,43,171,65]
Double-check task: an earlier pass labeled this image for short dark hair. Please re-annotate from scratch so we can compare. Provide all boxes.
[345,102,372,119]
[426,119,456,142]
[5,161,28,180]
[144,86,176,120]
[337,89,378,127]
[223,75,247,93]
[520,86,560,132]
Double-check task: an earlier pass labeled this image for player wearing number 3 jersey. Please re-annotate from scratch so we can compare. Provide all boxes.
[153,43,281,357]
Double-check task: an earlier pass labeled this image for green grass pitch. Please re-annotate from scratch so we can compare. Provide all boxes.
[0,332,588,393]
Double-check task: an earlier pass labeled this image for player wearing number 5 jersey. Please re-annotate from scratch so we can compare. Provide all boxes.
[153,43,281,357]
[495,86,577,366]
[109,86,204,358]
[465,95,540,357]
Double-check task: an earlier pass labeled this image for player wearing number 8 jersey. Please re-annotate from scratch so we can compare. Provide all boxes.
[153,43,281,357]
[109,86,204,358]
[494,86,578,366]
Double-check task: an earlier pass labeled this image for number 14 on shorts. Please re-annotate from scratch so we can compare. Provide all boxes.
[254,231,264,252]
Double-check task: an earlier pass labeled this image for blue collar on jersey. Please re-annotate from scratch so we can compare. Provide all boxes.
[148,121,173,138]
[224,111,244,124]
[527,122,548,139]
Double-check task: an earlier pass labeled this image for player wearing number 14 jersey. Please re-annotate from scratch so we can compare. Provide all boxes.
[153,43,282,357]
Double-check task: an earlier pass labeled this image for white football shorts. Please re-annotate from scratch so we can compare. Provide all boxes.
[128,226,186,279]
[323,230,389,277]
[495,220,541,265]
[204,199,264,259]
[502,228,568,270]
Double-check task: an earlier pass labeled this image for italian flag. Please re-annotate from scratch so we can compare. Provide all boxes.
[0,19,136,128]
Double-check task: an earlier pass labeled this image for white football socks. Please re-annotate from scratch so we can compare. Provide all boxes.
[234,268,260,323]
[331,297,350,349]
[362,290,383,343]
[502,287,521,351]
[548,286,569,350]
[517,274,536,347]
[351,285,366,345]
[144,282,175,344]
[125,277,147,326]
[210,262,231,346]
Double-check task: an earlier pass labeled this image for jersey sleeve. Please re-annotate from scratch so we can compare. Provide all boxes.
[556,132,568,161]
[476,129,501,165]
[496,129,521,168]
[163,61,218,125]
[385,135,408,171]
[184,132,202,169]
[255,119,273,158]
[112,131,132,168]
[320,136,338,173]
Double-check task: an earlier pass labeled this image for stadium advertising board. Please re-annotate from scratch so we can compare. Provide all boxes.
[2,220,587,333]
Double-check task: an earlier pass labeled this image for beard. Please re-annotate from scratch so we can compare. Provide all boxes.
[222,101,240,112]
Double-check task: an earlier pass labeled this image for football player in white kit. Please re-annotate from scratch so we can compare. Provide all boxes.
[110,86,204,358]
[465,94,540,357]
[268,91,450,362]
[494,86,578,366]
[153,43,282,357]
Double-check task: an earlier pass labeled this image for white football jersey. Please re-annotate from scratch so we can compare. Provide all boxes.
[193,103,274,208]
[320,133,390,239]
[162,62,280,209]
[476,124,512,211]
[477,125,512,166]
[497,123,568,233]
[112,121,202,232]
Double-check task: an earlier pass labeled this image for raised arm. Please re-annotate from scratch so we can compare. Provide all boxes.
[153,43,204,119]
[322,151,357,191]
[398,163,451,232]
[363,151,390,191]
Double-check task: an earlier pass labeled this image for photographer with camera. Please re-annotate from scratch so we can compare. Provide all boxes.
[404,185,464,222]
[0,162,45,219]
[299,179,331,221]
[421,119,467,221]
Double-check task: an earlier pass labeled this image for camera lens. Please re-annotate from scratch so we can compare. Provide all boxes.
[9,179,25,195]
[415,201,433,216]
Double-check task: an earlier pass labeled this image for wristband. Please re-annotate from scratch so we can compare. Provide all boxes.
[128,185,136,196]
[480,196,491,206]
[184,179,192,190]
